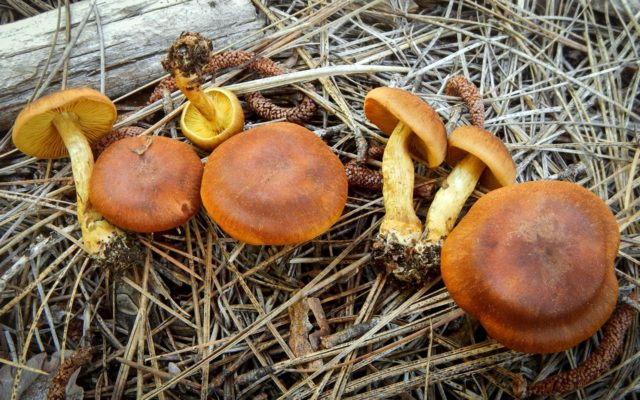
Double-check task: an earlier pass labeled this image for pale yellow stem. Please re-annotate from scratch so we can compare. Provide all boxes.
[53,112,121,256]
[174,70,219,128]
[380,122,422,244]
[425,153,486,242]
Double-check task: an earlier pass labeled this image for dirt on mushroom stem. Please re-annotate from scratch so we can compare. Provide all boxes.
[162,32,223,127]
[161,32,212,79]
[55,118,143,269]
[370,122,437,285]
[371,234,441,284]
[96,231,145,276]
[416,151,489,270]
[10,87,144,274]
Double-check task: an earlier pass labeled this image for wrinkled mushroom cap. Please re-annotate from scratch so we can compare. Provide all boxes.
[12,87,117,159]
[441,181,619,353]
[364,87,446,168]
[446,126,516,189]
[90,136,203,233]
[180,87,244,150]
[201,122,348,245]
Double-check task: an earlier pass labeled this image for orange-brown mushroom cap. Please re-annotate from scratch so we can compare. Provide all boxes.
[90,136,203,233]
[12,87,117,159]
[441,181,619,353]
[201,122,348,245]
[446,125,516,189]
[364,87,446,168]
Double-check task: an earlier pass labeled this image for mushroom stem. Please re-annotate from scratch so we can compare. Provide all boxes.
[52,112,122,256]
[380,121,422,244]
[424,153,485,242]
[173,70,219,128]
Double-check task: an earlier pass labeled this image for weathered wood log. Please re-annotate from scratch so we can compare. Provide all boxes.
[0,0,263,131]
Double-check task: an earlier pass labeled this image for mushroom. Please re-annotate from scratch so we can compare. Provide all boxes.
[441,181,620,353]
[161,32,244,151]
[364,87,447,283]
[89,136,203,233]
[12,87,126,258]
[419,125,516,261]
[152,49,317,125]
[200,122,347,245]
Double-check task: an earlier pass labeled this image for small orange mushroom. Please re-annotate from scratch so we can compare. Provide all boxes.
[90,136,203,233]
[200,122,347,245]
[422,125,516,245]
[162,32,244,151]
[441,181,620,353]
[401,76,516,282]
[12,87,124,258]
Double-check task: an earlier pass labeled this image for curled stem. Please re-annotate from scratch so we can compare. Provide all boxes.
[514,294,638,398]
[445,75,484,128]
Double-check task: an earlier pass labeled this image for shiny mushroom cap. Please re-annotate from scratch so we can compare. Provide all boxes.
[201,122,348,245]
[364,87,447,168]
[446,125,516,189]
[441,181,620,353]
[90,136,204,233]
[180,87,244,150]
[12,87,117,159]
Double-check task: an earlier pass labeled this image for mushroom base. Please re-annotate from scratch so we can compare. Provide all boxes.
[96,234,145,275]
[372,233,440,285]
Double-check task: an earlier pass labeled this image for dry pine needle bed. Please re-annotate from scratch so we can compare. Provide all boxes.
[0,1,638,399]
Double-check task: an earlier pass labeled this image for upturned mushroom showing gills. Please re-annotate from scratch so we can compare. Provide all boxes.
[162,32,244,151]
[417,125,516,269]
[364,87,447,283]
[201,122,348,245]
[12,87,126,258]
[441,181,620,353]
[90,136,204,233]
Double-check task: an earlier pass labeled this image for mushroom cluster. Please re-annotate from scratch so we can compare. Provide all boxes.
[361,79,626,396]
[12,28,342,250]
[365,87,447,282]
[365,81,515,284]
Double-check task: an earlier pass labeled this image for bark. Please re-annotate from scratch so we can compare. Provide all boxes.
[0,0,262,130]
